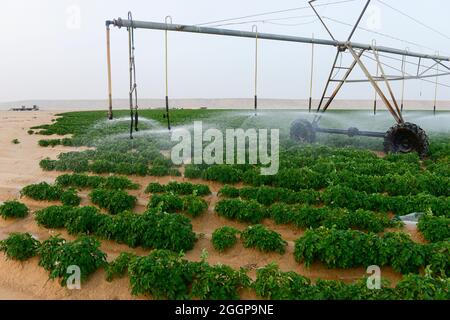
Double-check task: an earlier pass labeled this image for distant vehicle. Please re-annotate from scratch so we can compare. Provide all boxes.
[10,105,39,111]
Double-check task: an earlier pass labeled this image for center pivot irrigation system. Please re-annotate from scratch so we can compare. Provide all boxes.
[105,0,450,157]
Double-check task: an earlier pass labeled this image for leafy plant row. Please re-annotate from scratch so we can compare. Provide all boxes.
[186,164,328,190]
[127,250,250,299]
[269,203,398,233]
[215,162,448,197]
[0,231,247,299]
[0,233,106,286]
[145,181,211,196]
[0,233,40,261]
[35,205,196,252]
[21,182,80,206]
[322,185,450,217]
[89,188,137,215]
[331,170,449,197]
[279,145,424,173]
[148,193,208,217]
[211,226,240,252]
[39,144,180,177]
[222,183,450,217]
[184,147,426,187]
[254,263,449,300]
[185,144,426,182]
[241,224,287,254]
[219,185,320,206]
[294,227,449,276]
[55,173,139,190]
[418,213,450,242]
[215,199,397,233]
[183,143,448,196]
[0,200,29,219]
[39,235,107,286]
[211,225,287,254]
[38,138,73,147]
[1,232,448,300]
[215,199,266,224]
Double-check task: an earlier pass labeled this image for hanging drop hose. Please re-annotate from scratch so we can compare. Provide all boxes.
[106,24,113,120]
[127,12,140,138]
[165,16,172,130]
[434,51,439,115]
[133,45,139,132]
[132,35,139,132]
[309,33,315,113]
[127,12,135,138]
[400,48,409,113]
[373,63,378,115]
[372,40,377,115]
[252,25,258,115]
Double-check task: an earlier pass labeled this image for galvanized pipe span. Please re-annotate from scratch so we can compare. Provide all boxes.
[106,18,450,62]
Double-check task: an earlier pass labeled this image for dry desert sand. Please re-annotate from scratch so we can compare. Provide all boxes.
[0,110,425,300]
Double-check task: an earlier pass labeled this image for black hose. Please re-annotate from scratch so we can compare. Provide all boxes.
[165,95,171,130]
[134,110,139,131]
[130,109,134,139]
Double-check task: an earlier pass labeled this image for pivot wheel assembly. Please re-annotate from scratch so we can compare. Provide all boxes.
[290,119,316,143]
[383,122,429,158]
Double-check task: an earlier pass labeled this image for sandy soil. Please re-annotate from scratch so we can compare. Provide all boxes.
[0,110,424,300]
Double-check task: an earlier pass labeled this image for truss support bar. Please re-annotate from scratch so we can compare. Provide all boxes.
[371,47,404,123]
[347,45,402,124]
[344,72,450,82]
[347,0,371,41]
[316,50,340,112]
[321,49,364,113]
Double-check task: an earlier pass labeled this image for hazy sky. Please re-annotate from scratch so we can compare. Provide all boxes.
[1,0,449,103]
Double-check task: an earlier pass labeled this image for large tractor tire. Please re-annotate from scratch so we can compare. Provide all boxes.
[383,122,429,158]
[290,119,316,143]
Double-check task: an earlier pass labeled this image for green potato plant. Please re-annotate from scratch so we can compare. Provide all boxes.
[211,226,240,252]
[0,233,40,261]
[0,200,29,219]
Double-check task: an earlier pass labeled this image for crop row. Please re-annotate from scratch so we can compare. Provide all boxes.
[39,143,180,177]
[1,233,447,299]
[322,186,450,217]
[219,185,320,206]
[89,189,137,214]
[0,233,105,285]
[253,263,449,300]
[35,205,196,252]
[35,133,180,176]
[195,164,448,197]
[417,214,450,242]
[21,182,81,206]
[215,198,398,233]
[294,227,449,276]
[145,181,211,196]
[181,141,448,197]
[219,184,450,217]
[22,180,140,214]
[41,157,180,177]
[211,225,287,254]
[147,193,208,217]
[38,138,74,147]
[0,200,29,219]
[55,173,139,190]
